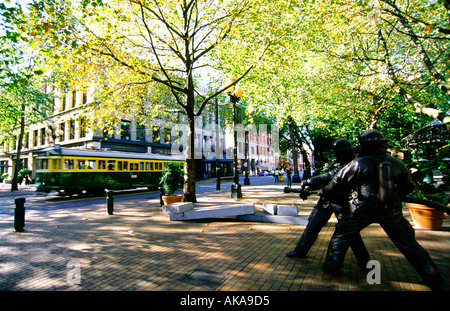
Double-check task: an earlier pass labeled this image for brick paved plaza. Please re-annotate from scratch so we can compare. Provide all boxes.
[0,180,448,297]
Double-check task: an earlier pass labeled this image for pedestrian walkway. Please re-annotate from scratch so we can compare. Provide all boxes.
[0,182,36,196]
[0,179,448,294]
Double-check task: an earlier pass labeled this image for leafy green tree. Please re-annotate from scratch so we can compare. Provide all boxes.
[0,36,54,191]
[9,0,288,202]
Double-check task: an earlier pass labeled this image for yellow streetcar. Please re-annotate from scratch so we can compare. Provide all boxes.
[35,146,184,196]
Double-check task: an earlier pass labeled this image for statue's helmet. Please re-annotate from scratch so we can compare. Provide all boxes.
[332,138,355,152]
[358,129,389,144]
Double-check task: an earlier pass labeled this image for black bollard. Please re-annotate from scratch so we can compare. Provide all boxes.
[159,186,165,207]
[14,197,26,232]
[106,190,114,215]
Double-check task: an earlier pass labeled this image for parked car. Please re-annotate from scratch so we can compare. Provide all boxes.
[258,170,275,176]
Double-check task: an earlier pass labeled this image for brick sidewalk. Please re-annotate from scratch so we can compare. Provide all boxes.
[0,181,448,293]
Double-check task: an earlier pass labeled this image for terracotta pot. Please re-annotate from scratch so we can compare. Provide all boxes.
[406,202,444,230]
[162,194,183,205]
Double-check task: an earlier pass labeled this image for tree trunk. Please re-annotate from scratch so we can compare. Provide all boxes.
[300,145,311,180]
[288,117,300,177]
[183,157,197,203]
[289,120,312,180]
[182,97,197,202]
[11,102,25,192]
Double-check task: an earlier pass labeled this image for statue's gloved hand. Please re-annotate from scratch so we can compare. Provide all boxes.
[299,185,311,201]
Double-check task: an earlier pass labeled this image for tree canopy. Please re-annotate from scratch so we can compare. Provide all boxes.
[2,0,449,185]
[213,0,449,149]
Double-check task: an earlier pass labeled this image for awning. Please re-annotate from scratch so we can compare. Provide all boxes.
[403,119,449,146]
[203,156,234,162]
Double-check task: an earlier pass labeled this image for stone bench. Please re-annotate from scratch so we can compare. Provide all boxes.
[238,203,307,225]
[237,213,308,225]
[263,203,298,216]
[162,202,194,214]
[168,203,255,221]
[164,202,307,225]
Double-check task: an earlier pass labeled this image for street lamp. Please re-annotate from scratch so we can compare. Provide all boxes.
[244,130,250,186]
[46,124,64,145]
[215,96,221,191]
[226,76,243,199]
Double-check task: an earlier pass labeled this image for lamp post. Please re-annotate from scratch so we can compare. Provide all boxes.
[46,124,64,146]
[226,76,243,199]
[244,130,250,185]
[215,97,221,191]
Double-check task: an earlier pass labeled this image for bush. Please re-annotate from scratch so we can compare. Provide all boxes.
[160,163,184,196]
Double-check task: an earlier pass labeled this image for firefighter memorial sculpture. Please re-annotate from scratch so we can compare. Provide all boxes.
[321,130,444,291]
[286,138,370,270]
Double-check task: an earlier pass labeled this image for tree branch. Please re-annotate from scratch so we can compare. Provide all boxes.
[195,65,254,117]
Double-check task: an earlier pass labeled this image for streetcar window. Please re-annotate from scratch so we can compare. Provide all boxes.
[87,160,96,170]
[157,162,162,170]
[38,159,49,170]
[107,160,115,170]
[145,162,150,171]
[64,159,74,170]
[52,159,61,170]
[99,160,106,170]
[77,160,86,170]
[140,162,144,171]
[133,163,139,170]
[150,162,154,170]
[118,161,129,171]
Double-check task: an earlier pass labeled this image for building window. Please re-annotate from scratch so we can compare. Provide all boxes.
[40,128,46,145]
[60,95,66,111]
[79,117,87,138]
[23,133,29,149]
[59,123,65,141]
[120,121,131,140]
[12,136,17,150]
[33,130,38,147]
[164,127,171,143]
[136,124,145,142]
[153,126,160,143]
[103,128,114,140]
[71,91,77,108]
[69,119,75,140]
[83,92,87,105]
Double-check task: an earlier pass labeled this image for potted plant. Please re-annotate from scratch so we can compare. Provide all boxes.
[1,173,9,183]
[160,162,184,205]
[406,187,447,230]
[405,156,449,230]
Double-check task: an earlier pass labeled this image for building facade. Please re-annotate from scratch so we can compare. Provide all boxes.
[0,87,278,183]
